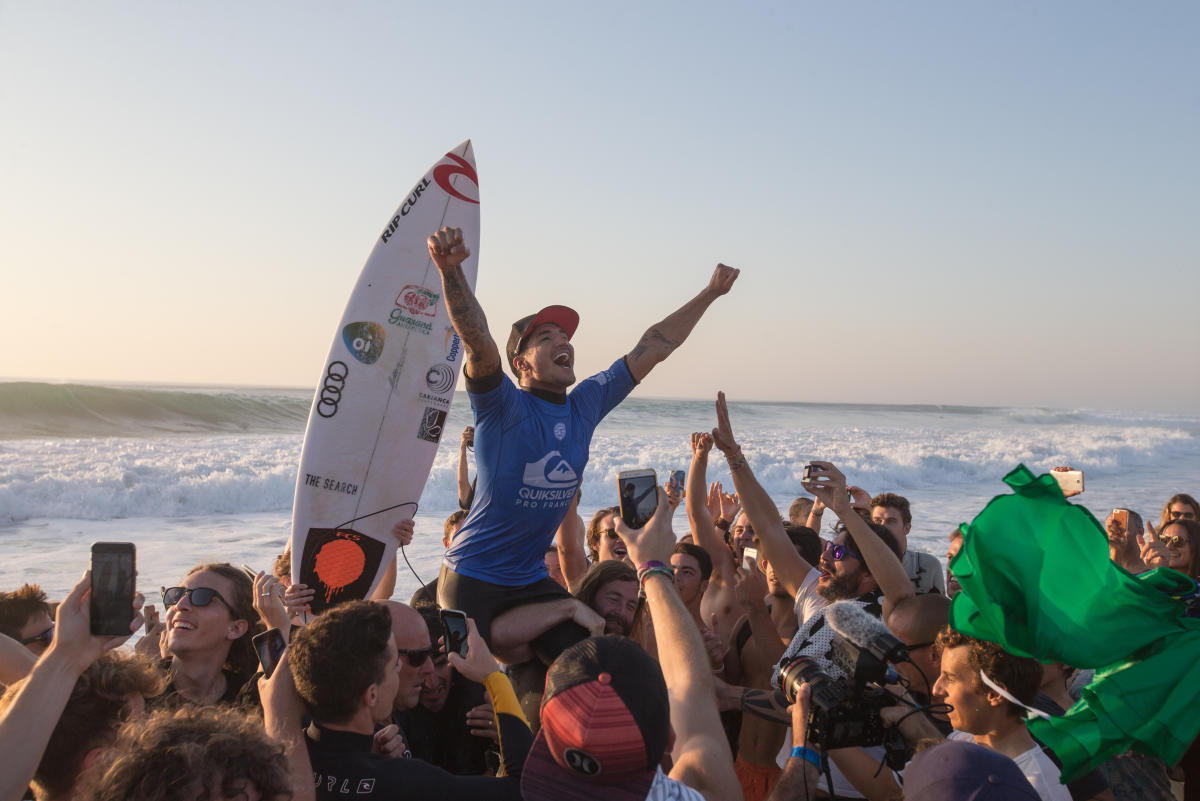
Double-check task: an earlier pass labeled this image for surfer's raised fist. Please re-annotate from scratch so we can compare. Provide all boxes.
[428,226,470,271]
[707,263,739,297]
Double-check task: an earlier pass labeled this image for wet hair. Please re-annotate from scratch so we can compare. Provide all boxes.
[936,627,1042,719]
[444,509,468,543]
[289,600,393,725]
[871,492,912,527]
[586,506,621,562]
[1161,493,1200,527]
[91,705,292,801]
[183,563,261,676]
[0,651,164,799]
[672,542,713,581]
[0,583,51,640]
[1161,518,1200,580]
[788,496,815,525]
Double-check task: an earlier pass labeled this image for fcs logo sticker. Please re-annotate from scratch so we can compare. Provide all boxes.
[342,322,385,365]
[433,153,480,205]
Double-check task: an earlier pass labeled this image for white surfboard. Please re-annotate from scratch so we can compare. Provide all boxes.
[290,140,480,613]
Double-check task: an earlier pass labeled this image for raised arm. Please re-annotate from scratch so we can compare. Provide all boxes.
[624,264,739,382]
[457,426,475,509]
[616,490,742,801]
[801,461,914,620]
[685,432,736,579]
[556,490,589,593]
[712,392,814,598]
[428,227,501,379]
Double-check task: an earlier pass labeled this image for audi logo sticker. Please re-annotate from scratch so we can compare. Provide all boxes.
[317,361,349,419]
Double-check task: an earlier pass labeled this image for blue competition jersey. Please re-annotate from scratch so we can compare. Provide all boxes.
[443,358,636,585]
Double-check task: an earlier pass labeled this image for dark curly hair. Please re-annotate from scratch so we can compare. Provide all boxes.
[936,627,1042,719]
[91,705,292,801]
[289,600,393,724]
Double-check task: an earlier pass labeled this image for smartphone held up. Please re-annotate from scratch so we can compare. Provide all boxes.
[90,542,136,636]
[618,468,658,529]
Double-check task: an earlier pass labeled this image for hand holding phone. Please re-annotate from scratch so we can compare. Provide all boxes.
[253,628,287,679]
[618,469,659,529]
[742,546,759,572]
[440,609,469,658]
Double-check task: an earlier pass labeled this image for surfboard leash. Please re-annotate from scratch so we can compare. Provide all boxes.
[335,501,427,588]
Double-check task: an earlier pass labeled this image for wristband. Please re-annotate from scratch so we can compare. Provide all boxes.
[714,518,731,532]
[790,746,821,768]
[637,566,674,590]
[638,560,670,573]
[726,450,747,471]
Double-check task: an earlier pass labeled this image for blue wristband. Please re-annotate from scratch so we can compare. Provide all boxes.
[790,746,821,767]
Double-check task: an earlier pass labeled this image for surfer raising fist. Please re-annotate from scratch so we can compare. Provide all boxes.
[426,222,739,677]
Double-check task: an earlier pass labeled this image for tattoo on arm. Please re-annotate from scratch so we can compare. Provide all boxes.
[440,268,495,359]
[741,687,792,724]
[630,327,680,362]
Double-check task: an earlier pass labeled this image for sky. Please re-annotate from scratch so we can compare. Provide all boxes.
[2,2,1197,411]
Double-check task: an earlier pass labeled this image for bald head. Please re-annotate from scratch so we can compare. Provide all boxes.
[887,594,952,647]
[379,600,424,642]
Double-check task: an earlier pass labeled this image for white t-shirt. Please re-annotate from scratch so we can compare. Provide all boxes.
[903,548,946,594]
[947,731,1071,801]
[792,568,828,626]
[646,765,705,800]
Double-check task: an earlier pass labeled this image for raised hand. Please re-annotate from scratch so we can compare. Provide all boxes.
[615,486,674,567]
[252,571,291,633]
[283,583,315,618]
[711,391,740,455]
[801,460,851,514]
[427,226,470,272]
[719,488,741,523]
[447,618,502,684]
[707,263,740,297]
[391,518,415,547]
[734,559,768,613]
[53,571,144,673]
[691,431,713,455]
[706,481,724,521]
[1137,522,1170,568]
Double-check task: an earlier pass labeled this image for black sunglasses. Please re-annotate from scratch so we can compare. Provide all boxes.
[600,527,620,540]
[20,624,54,647]
[397,646,437,667]
[161,586,236,613]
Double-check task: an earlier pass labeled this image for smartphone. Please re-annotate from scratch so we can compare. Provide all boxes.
[440,609,469,658]
[90,542,136,636]
[1112,509,1130,530]
[617,468,659,529]
[802,464,824,482]
[668,469,686,496]
[253,628,287,679]
[1050,469,1084,496]
[743,546,759,572]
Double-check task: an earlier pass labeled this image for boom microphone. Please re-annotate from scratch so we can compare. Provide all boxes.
[825,601,910,665]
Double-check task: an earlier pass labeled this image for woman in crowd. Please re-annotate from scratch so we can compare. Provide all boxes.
[1160,493,1200,528]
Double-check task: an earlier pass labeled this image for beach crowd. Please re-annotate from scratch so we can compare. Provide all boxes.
[1,229,1197,801]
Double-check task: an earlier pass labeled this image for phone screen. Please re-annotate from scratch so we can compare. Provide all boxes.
[91,543,135,636]
[253,628,287,678]
[668,469,686,494]
[618,469,658,529]
[441,609,469,658]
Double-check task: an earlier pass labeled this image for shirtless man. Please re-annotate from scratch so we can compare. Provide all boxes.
[426,225,738,665]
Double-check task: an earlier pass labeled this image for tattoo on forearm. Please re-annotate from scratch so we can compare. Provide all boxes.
[440,268,492,354]
[630,327,680,361]
[741,688,791,724]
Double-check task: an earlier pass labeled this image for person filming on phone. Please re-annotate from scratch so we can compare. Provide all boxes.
[426,225,739,666]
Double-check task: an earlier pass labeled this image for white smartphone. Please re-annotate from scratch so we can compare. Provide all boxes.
[743,546,759,572]
[1050,469,1084,496]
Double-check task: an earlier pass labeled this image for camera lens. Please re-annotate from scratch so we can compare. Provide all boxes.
[778,655,827,704]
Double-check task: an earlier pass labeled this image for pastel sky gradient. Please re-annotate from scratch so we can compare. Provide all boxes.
[2,2,1197,411]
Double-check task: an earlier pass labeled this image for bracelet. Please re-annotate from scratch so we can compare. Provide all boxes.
[638,560,671,573]
[637,566,674,589]
[726,450,747,471]
[790,746,821,768]
[714,517,731,532]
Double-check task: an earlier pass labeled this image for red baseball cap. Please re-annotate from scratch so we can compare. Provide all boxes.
[506,305,579,375]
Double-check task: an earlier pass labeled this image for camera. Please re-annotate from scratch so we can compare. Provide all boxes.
[802,464,824,482]
[778,644,909,768]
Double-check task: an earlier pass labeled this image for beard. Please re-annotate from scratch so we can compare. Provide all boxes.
[816,570,862,602]
[604,614,632,637]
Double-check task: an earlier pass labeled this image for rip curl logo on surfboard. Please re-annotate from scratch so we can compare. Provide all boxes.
[433,153,479,205]
[299,528,386,612]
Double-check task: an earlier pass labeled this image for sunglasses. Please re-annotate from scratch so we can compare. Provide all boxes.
[1161,535,1186,549]
[823,541,861,562]
[1168,511,1197,520]
[601,528,620,540]
[161,586,235,613]
[20,624,54,647]
[397,646,438,667]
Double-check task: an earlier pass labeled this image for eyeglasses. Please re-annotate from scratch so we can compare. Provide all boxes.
[1161,535,1186,549]
[397,646,437,667]
[823,541,861,562]
[161,586,236,613]
[20,624,54,647]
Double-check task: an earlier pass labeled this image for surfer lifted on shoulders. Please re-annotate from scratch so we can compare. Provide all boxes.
[426,225,738,660]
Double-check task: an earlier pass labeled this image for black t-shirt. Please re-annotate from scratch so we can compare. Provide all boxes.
[393,673,491,775]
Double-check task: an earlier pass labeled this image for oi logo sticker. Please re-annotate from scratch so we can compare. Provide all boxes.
[342,322,385,365]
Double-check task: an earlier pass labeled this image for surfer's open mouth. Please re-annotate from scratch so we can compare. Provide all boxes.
[553,350,571,367]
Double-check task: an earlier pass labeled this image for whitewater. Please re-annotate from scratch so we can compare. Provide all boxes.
[2,381,1197,607]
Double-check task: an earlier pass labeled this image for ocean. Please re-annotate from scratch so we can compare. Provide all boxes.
[2,381,1198,608]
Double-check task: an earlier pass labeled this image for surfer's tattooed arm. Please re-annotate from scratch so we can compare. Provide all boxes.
[739,686,792,725]
[624,262,740,382]
[428,227,501,378]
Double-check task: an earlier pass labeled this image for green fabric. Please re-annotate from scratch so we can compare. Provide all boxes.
[948,464,1200,782]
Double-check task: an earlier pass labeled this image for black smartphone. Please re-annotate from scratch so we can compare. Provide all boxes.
[253,628,287,678]
[440,608,469,658]
[617,468,658,529]
[90,542,136,636]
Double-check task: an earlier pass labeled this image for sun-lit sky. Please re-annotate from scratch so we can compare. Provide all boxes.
[2,2,1197,411]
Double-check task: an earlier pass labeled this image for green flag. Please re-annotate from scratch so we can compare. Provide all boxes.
[949,464,1200,781]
